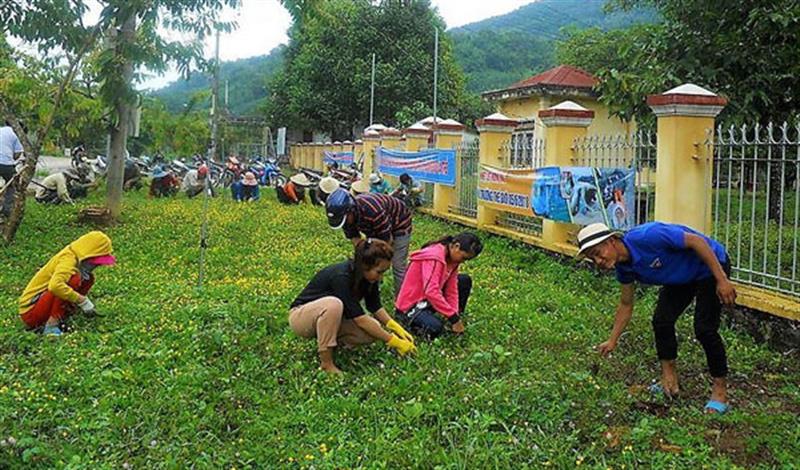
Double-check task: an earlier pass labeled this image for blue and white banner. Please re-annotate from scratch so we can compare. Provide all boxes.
[377,147,457,186]
[323,151,354,166]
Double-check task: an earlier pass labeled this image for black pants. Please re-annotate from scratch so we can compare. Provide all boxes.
[399,274,472,340]
[652,262,730,378]
[0,164,16,216]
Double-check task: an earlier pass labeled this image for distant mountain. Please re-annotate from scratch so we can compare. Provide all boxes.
[152,1,655,113]
[451,0,656,93]
[152,46,286,115]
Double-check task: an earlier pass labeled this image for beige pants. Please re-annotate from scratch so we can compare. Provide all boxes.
[289,296,377,352]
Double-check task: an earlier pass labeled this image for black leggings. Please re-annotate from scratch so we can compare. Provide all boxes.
[652,263,730,378]
[0,164,15,216]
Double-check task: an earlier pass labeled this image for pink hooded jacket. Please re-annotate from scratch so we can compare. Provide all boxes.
[395,243,459,318]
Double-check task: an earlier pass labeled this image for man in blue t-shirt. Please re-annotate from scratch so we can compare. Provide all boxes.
[577,221,736,414]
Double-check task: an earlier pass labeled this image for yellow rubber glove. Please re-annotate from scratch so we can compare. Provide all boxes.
[387,335,417,356]
[386,319,415,344]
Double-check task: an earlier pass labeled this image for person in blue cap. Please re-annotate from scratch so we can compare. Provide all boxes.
[578,221,736,415]
[149,166,178,198]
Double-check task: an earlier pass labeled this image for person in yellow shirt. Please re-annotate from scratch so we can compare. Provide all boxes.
[18,231,116,335]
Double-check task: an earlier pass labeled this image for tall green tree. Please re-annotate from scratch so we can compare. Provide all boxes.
[558,0,800,221]
[558,0,800,124]
[267,0,471,139]
[1,2,102,243]
[2,0,241,230]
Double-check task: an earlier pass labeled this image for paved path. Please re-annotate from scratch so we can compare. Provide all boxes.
[37,156,71,175]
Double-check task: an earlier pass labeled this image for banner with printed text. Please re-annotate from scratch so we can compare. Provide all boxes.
[477,165,536,216]
[377,147,457,186]
[532,166,636,230]
[323,151,354,166]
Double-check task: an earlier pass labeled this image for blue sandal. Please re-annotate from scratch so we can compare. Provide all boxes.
[704,400,730,414]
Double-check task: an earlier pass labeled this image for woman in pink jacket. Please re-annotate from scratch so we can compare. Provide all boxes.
[395,232,483,339]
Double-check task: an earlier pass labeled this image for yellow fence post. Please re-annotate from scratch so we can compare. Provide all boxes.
[539,101,595,249]
[433,120,465,216]
[381,128,403,187]
[362,129,381,177]
[647,84,727,234]
[381,128,403,150]
[300,143,308,169]
[312,143,321,171]
[353,139,363,174]
[475,113,518,229]
[322,142,333,171]
[334,141,343,158]
[404,124,431,152]
[308,143,315,170]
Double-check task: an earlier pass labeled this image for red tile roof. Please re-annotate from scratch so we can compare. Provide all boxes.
[509,65,598,90]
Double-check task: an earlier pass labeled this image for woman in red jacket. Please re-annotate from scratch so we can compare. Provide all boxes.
[395,232,483,339]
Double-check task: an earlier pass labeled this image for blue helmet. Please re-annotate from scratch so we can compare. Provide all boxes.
[151,165,168,179]
[325,188,355,229]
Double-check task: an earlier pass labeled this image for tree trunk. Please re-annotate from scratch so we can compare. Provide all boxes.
[0,104,39,244]
[0,24,99,245]
[2,147,39,244]
[105,13,136,219]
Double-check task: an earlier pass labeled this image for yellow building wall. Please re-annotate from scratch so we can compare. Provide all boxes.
[497,96,634,138]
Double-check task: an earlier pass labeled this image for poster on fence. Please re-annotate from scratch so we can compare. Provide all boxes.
[323,151,354,166]
[377,147,457,186]
[532,166,636,230]
[477,165,536,217]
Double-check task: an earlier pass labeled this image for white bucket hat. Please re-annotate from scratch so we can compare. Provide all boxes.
[369,173,381,184]
[576,223,617,256]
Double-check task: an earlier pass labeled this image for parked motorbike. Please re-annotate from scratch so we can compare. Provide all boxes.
[259,157,287,187]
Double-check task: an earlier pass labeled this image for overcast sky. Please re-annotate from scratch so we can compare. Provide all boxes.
[138,0,535,89]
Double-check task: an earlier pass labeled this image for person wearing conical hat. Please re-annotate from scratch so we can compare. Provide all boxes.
[313,176,340,206]
[149,166,178,198]
[240,171,261,202]
[277,173,311,204]
[350,179,370,196]
[18,231,116,336]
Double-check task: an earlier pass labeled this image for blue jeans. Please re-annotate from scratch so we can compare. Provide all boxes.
[398,274,472,340]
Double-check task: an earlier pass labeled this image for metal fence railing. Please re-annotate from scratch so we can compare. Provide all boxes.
[501,134,546,169]
[710,122,800,295]
[450,141,479,219]
[572,131,658,225]
[490,136,546,234]
[496,212,544,237]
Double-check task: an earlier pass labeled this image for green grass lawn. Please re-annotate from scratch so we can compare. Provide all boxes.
[1,189,798,469]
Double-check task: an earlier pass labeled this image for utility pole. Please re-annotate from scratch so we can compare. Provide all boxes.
[209,29,221,162]
[433,27,439,146]
[369,53,376,126]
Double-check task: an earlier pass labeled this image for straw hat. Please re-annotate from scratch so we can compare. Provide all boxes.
[318,176,340,194]
[350,179,370,195]
[290,173,311,187]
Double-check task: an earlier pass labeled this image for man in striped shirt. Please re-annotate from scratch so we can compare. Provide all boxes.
[326,190,413,298]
